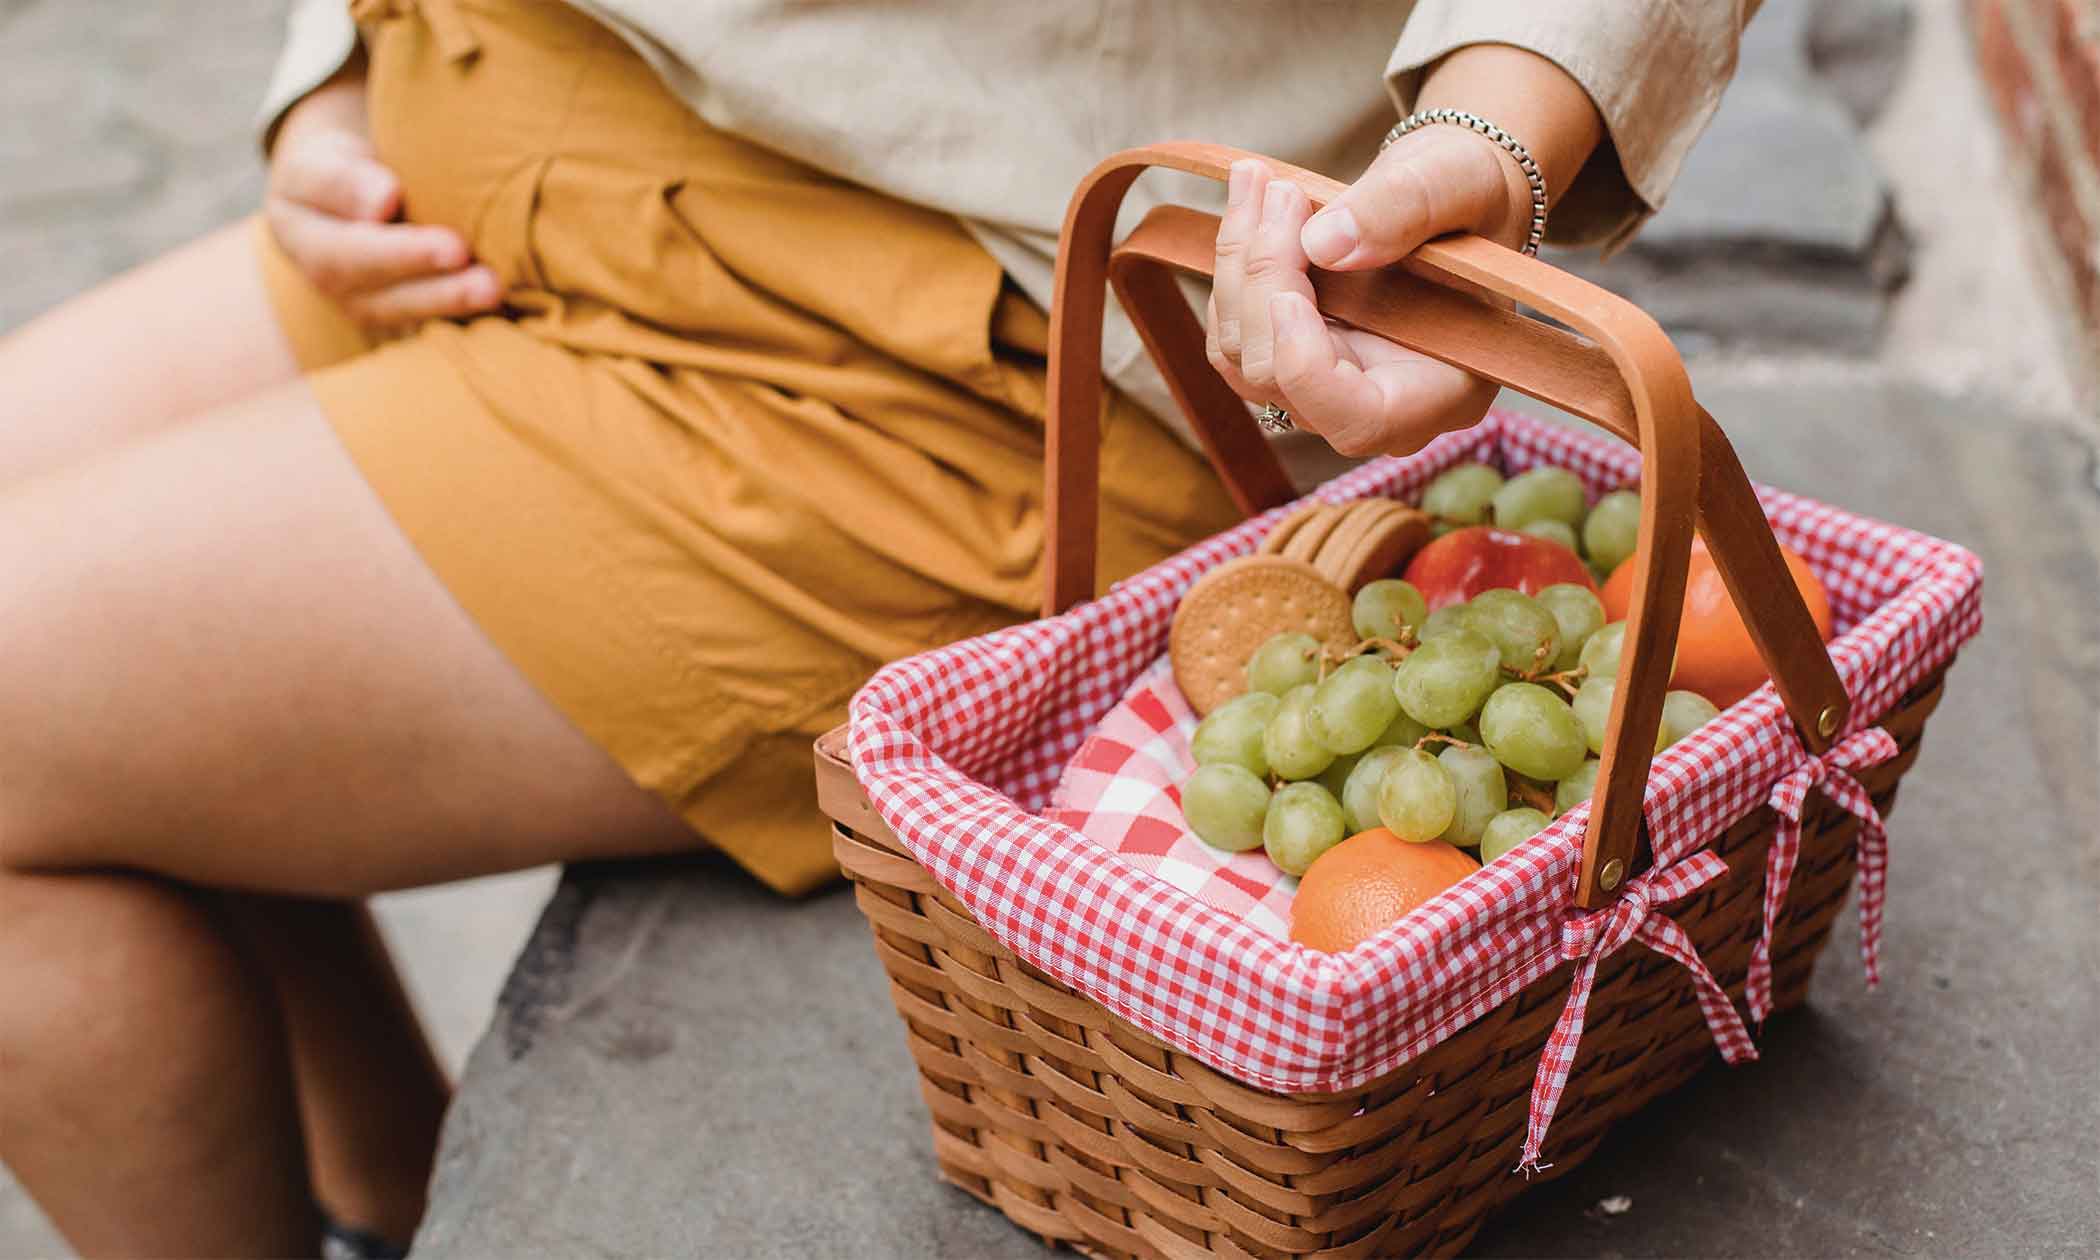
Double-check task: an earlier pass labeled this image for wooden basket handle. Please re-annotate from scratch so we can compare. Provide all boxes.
[1046,143,1849,909]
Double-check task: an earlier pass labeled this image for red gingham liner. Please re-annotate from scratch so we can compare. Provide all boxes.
[845,409,1983,1131]
[1045,658,1299,940]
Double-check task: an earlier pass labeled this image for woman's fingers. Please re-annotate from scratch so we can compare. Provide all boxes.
[1301,127,1516,270]
[1232,178,1316,392]
[1209,160,1265,359]
[337,266,504,329]
[269,130,401,223]
[1204,291,1282,406]
[1268,292,1496,456]
[264,199,473,301]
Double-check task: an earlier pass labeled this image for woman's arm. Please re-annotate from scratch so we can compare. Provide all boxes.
[1206,45,1606,458]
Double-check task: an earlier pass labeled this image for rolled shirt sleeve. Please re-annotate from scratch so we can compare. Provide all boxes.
[256,0,362,152]
[1388,0,1760,250]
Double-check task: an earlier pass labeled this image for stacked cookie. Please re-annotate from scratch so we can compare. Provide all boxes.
[1170,500,1431,716]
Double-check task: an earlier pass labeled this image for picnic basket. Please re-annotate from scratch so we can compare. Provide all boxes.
[813,144,1980,1258]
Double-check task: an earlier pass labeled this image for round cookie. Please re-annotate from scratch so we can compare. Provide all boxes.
[1309,500,1398,587]
[1258,501,1325,556]
[1334,505,1435,592]
[1281,503,1350,565]
[1169,556,1354,716]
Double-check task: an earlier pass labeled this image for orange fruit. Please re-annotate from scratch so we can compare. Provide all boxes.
[1599,536,1833,709]
[1289,829,1480,953]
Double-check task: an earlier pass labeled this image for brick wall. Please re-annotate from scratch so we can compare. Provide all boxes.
[1970,0,2100,349]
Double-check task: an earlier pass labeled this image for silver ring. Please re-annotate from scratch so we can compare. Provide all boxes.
[1256,403,1294,434]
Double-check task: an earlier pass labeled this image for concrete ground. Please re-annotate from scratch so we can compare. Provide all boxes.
[3,0,2095,1256]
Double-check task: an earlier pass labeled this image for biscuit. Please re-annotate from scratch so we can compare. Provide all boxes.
[1309,500,1396,587]
[1257,502,1324,557]
[1169,556,1354,715]
[1333,505,1435,592]
[1281,502,1349,565]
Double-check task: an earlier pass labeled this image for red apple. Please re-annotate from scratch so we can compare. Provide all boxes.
[1403,526,1595,609]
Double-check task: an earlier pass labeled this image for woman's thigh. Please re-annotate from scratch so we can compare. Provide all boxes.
[0,381,692,896]
[0,220,312,487]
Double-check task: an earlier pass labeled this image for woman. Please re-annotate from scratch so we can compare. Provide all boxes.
[0,1,1753,1253]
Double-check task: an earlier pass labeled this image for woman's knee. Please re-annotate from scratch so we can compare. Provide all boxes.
[0,870,239,1084]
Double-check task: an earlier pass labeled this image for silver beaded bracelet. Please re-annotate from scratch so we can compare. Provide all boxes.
[1381,108,1548,256]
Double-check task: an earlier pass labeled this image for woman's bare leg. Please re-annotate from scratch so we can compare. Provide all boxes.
[219,896,450,1244]
[0,221,312,485]
[0,382,692,1251]
[0,222,445,1247]
[0,868,320,1257]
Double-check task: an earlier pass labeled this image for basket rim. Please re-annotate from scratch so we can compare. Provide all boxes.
[844,408,1982,1094]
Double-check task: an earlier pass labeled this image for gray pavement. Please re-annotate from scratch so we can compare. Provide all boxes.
[5,0,2098,1257]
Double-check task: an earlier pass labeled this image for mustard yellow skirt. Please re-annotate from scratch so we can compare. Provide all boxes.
[258,0,1236,894]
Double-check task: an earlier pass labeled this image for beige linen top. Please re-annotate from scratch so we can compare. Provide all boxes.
[261,0,1756,434]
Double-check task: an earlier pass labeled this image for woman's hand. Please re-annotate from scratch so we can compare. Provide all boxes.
[1205,134,1522,459]
[264,64,501,330]
[1205,44,1605,459]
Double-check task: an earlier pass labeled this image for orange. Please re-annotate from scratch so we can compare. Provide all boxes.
[1599,536,1834,709]
[1289,829,1480,953]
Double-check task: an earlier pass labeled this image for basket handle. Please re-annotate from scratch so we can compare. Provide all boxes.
[1045,143,1849,910]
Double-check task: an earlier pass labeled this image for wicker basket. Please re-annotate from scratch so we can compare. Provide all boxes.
[814,144,1976,1258]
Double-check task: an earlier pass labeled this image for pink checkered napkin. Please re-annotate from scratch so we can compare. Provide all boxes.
[1046,657,1297,941]
[847,408,1983,1101]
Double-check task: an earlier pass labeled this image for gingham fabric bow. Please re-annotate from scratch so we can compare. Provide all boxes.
[1519,851,1756,1172]
[1744,726,1900,1022]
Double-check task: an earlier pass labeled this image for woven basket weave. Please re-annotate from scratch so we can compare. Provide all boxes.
[816,143,1975,1258]
[821,675,1938,1259]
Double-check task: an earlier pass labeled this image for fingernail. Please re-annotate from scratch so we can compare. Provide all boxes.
[467,266,501,304]
[432,235,467,269]
[1228,160,1255,207]
[1261,180,1293,224]
[1302,207,1360,267]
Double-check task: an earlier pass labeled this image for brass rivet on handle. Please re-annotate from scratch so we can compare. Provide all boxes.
[1599,858,1625,892]
[1817,705,1841,738]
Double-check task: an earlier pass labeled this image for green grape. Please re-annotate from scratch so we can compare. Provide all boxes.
[1479,682,1588,781]
[1437,744,1508,848]
[1315,751,1361,801]
[1536,584,1605,672]
[1393,629,1502,728]
[1352,579,1429,641]
[1468,589,1561,677]
[1447,720,1481,746]
[1190,692,1279,776]
[1579,621,1627,680]
[1182,764,1270,852]
[1481,807,1551,864]
[1520,519,1581,554]
[1264,782,1346,876]
[1555,758,1601,814]
[1340,746,1409,834]
[1246,632,1323,696]
[1571,675,1666,755]
[1366,706,1430,751]
[1572,675,1614,754]
[1307,656,1402,755]
[1583,490,1642,576]
[1660,689,1723,749]
[1491,466,1587,530]
[1263,684,1336,781]
[1417,604,1479,643]
[1377,748,1458,842]
[1420,462,1504,525]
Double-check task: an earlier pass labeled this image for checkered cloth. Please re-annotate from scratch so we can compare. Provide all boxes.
[846,408,1982,1163]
